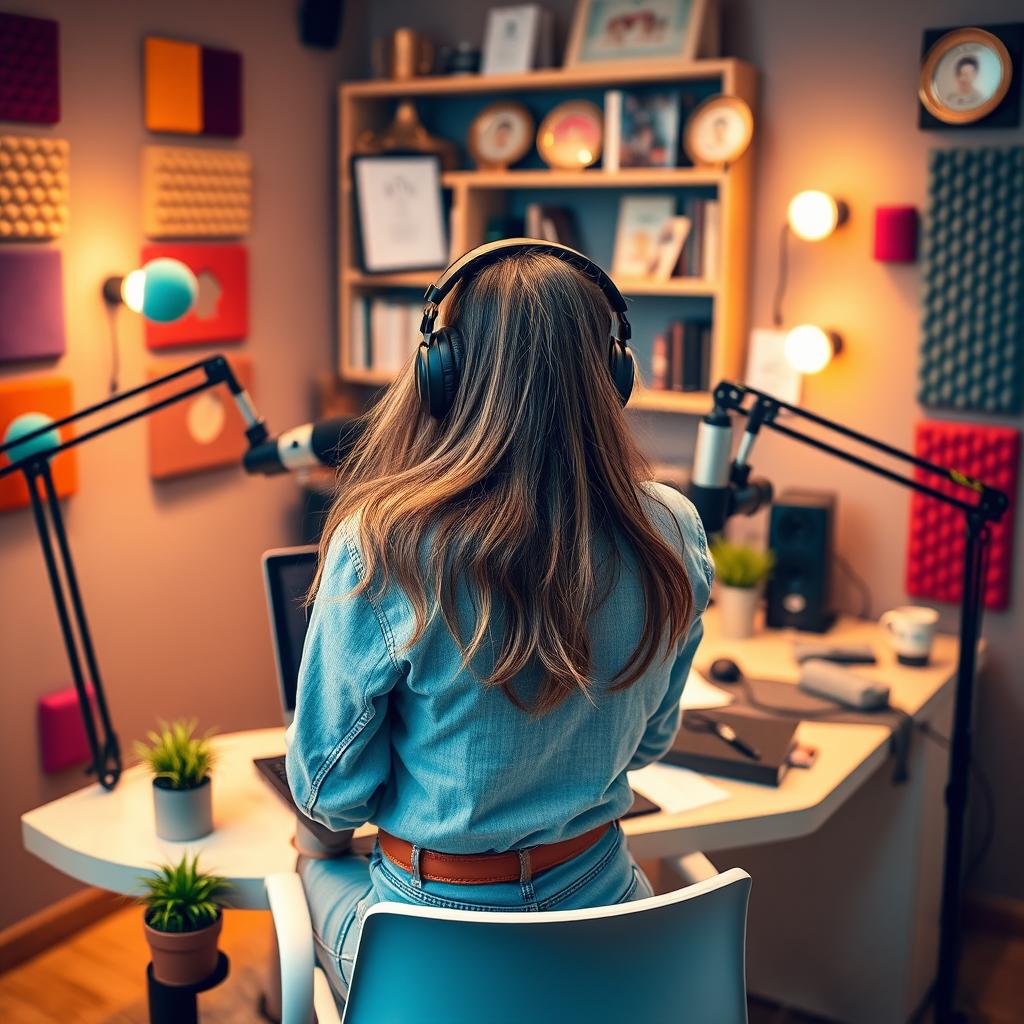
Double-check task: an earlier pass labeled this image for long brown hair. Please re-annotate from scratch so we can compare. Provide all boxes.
[313,250,694,714]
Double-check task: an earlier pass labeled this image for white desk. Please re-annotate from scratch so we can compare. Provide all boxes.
[23,608,957,1024]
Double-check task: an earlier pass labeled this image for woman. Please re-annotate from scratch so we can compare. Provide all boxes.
[286,244,714,997]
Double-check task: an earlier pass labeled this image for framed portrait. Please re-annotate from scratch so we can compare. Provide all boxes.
[683,94,753,167]
[469,102,535,169]
[351,154,448,273]
[919,27,1014,126]
[564,0,714,67]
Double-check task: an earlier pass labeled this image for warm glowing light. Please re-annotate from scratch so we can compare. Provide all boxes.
[787,191,845,241]
[784,324,841,374]
[578,148,593,163]
[121,269,147,313]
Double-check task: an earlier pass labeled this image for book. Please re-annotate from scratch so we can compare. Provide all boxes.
[669,320,684,391]
[682,321,702,392]
[349,296,369,370]
[650,332,668,390]
[650,215,691,280]
[702,199,721,282]
[525,203,581,250]
[618,92,681,169]
[612,195,675,279]
[603,90,623,173]
[661,710,799,787]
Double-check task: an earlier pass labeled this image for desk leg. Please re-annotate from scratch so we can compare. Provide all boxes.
[704,691,952,1024]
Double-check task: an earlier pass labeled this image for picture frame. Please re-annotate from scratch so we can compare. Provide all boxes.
[564,0,713,68]
[469,101,535,170]
[683,94,754,168]
[536,100,603,170]
[480,4,549,75]
[611,194,675,279]
[351,153,448,273]
[618,92,682,168]
[918,25,1019,127]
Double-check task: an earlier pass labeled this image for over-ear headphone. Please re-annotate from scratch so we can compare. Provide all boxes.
[415,238,634,420]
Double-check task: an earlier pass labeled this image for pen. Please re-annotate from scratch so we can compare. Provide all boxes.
[709,720,761,761]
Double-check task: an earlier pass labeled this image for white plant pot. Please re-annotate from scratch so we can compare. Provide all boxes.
[717,584,760,639]
[152,777,213,841]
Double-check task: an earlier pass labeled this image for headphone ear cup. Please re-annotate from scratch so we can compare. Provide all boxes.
[421,326,465,420]
[609,341,635,407]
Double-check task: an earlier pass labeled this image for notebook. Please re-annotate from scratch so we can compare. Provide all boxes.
[661,709,799,787]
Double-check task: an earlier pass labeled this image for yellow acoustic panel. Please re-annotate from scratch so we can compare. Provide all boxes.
[144,37,202,134]
[142,145,251,238]
[0,135,69,240]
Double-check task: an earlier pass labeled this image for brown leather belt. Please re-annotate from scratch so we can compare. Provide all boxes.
[377,822,613,885]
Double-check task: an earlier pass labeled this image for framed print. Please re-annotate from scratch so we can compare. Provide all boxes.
[564,0,711,67]
[481,5,544,75]
[612,195,674,278]
[469,101,535,169]
[684,94,753,167]
[918,26,1015,126]
[618,92,682,168]
[351,154,448,273]
[537,100,603,169]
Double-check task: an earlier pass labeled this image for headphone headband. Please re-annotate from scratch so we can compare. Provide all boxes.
[423,238,630,340]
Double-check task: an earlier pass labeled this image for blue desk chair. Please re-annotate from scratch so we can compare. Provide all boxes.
[267,863,751,1024]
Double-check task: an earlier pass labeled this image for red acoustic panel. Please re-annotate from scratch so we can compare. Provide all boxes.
[38,685,94,773]
[906,421,1020,610]
[143,243,248,349]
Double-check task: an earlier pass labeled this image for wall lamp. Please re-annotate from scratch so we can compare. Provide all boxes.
[102,257,198,323]
[773,190,848,375]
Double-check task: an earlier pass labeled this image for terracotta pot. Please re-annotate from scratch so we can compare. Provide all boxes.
[152,776,213,841]
[144,911,223,986]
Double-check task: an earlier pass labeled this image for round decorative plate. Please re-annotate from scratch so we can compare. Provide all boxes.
[536,100,603,170]
[683,94,754,168]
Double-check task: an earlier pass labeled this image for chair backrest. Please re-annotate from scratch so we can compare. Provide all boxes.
[341,867,751,1024]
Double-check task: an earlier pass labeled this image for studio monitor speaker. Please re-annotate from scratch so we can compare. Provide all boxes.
[765,490,836,633]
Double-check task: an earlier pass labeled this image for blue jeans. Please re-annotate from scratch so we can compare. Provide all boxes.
[298,821,653,997]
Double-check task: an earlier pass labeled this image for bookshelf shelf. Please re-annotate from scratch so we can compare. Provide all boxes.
[334,58,758,416]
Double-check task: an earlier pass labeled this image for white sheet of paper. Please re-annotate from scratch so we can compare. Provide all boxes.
[680,668,734,710]
[628,762,731,815]
[745,328,803,404]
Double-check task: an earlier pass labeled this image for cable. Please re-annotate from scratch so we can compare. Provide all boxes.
[106,306,121,395]
[835,553,873,619]
[770,222,789,327]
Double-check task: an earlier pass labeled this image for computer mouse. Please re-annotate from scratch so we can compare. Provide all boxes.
[709,658,743,684]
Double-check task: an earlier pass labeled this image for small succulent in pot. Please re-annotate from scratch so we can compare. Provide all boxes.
[140,854,229,986]
[135,719,216,841]
[710,540,775,639]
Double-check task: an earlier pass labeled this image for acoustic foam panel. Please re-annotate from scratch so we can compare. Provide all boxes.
[142,243,248,349]
[919,146,1024,415]
[147,355,253,479]
[0,249,65,362]
[874,206,917,263]
[906,420,1020,611]
[38,685,94,774]
[142,145,251,238]
[0,134,70,240]
[144,36,243,137]
[0,375,77,513]
[0,12,59,125]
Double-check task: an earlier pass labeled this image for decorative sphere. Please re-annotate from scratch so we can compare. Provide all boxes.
[133,257,198,323]
[3,412,59,464]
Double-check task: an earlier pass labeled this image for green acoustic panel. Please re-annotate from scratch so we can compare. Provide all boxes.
[918,146,1024,415]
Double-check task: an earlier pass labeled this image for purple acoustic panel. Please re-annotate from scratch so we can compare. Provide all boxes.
[0,249,65,363]
[201,46,243,137]
[0,12,60,124]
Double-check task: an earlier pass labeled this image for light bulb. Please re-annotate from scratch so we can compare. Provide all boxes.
[102,257,198,323]
[784,324,841,374]
[787,191,847,241]
[121,269,147,313]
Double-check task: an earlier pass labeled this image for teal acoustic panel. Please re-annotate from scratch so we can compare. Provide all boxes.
[918,146,1024,414]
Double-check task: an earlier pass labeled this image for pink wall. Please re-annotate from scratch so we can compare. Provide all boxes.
[0,0,365,929]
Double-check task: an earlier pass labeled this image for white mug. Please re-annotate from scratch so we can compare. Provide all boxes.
[879,606,939,666]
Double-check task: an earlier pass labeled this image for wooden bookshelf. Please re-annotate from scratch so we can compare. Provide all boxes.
[336,59,757,416]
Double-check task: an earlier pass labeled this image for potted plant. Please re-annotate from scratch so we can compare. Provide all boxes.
[140,854,229,986]
[710,540,775,639]
[135,719,216,841]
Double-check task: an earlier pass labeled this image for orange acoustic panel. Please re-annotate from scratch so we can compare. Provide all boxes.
[144,37,202,134]
[147,355,252,479]
[0,375,77,512]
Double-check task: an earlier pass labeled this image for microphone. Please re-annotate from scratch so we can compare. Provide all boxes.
[242,416,363,475]
[686,401,773,535]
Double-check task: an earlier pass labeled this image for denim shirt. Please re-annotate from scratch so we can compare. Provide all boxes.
[285,482,714,853]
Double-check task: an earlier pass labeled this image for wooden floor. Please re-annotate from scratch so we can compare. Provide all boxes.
[0,905,1021,1023]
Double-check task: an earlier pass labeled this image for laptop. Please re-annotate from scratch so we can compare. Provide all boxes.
[257,546,659,826]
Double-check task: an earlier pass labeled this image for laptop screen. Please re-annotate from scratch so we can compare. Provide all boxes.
[262,546,318,718]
